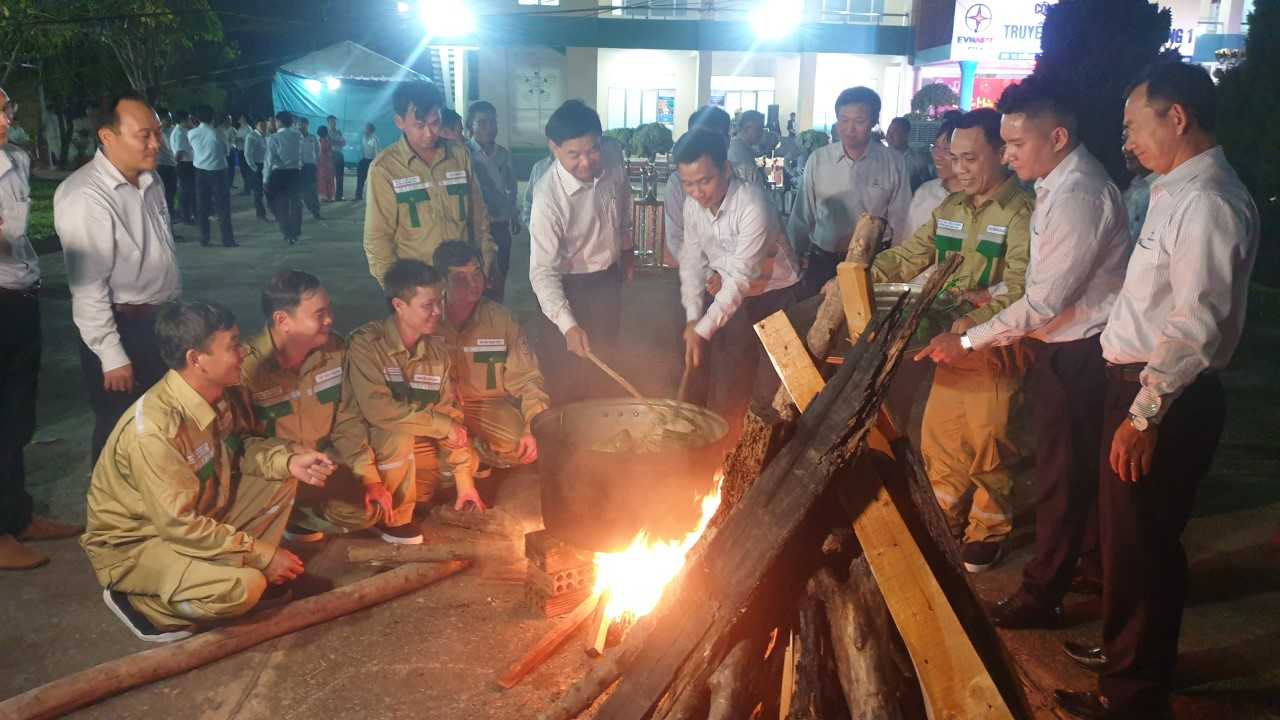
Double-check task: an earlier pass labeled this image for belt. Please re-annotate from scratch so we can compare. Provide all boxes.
[1105,362,1145,383]
[112,303,164,319]
[0,283,39,300]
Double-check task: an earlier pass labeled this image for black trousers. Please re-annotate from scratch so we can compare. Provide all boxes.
[537,265,622,405]
[195,168,234,246]
[157,165,178,221]
[176,161,196,223]
[482,221,513,303]
[248,166,267,219]
[1098,370,1225,711]
[355,158,372,199]
[332,152,345,199]
[797,246,841,300]
[267,168,303,240]
[1017,335,1106,608]
[78,310,169,465]
[301,164,321,217]
[702,284,797,441]
[0,288,40,536]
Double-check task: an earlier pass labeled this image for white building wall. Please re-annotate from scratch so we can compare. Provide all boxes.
[596,49,699,136]
[477,46,568,149]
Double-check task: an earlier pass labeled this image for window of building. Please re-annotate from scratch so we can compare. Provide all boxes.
[519,0,560,5]
[607,87,677,128]
[710,76,776,115]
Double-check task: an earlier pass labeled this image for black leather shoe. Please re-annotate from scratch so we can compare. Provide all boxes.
[1055,690,1172,719]
[989,595,1063,629]
[1063,641,1109,672]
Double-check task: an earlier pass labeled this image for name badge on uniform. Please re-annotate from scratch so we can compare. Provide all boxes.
[985,225,1008,237]
[441,170,468,186]
[314,366,343,404]
[187,442,215,468]
[253,386,284,402]
[936,219,964,233]
[384,367,405,384]
[463,338,507,353]
[410,373,442,391]
[393,176,427,193]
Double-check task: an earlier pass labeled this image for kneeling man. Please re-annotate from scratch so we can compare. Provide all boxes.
[82,301,336,642]
[434,241,549,468]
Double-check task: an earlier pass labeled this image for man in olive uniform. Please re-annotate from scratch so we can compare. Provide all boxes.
[239,270,388,543]
[82,301,336,642]
[433,241,549,468]
[363,81,496,288]
[872,108,1032,573]
[332,260,483,546]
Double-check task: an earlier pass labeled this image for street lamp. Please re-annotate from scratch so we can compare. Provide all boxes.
[326,76,342,90]
[750,0,801,40]
[416,0,476,37]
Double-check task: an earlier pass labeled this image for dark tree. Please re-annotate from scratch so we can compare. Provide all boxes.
[1034,0,1174,186]
[1218,0,1280,285]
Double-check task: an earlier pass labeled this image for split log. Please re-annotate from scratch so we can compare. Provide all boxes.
[788,596,849,720]
[496,592,600,689]
[346,540,512,565]
[535,613,659,720]
[707,638,757,720]
[430,505,524,539]
[0,561,471,720]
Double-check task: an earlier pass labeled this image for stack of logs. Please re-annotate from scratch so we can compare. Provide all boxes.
[534,215,1032,720]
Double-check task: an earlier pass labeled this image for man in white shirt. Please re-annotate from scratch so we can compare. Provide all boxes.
[154,107,179,222]
[326,115,346,200]
[788,87,911,298]
[188,105,236,248]
[664,106,733,267]
[0,86,85,571]
[235,113,253,195]
[298,118,322,220]
[169,110,195,224]
[677,129,798,439]
[887,116,936,191]
[917,79,1131,630]
[242,116,269,221]
[1053,63,1259,720]
[263,111,304,245]
[355,122,379,201]
[906,113,964,241]
[528,100,634,403]
[54,92,182,463]
[524,133,625,230]
[728,110,765,186]
[467,101,520,301]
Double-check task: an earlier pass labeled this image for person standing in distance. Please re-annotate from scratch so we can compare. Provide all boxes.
[263,111,304,245]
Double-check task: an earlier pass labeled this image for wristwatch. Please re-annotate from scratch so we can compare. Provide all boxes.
[959,334,974,352]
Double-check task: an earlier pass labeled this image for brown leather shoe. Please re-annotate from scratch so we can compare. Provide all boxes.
[18,515,84,542]
[0,534,49,570]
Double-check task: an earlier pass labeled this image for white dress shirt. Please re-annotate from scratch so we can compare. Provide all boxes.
[529,153,634,334]
[300,133,318,165]
[156,129,176,167]
[188,123,228,171]
[681,178,799,340]
[907,177,949,242]
[788,140,911,254]
[244,129,266,171]
[523,155,553,228]
[663,170,686,262]
[263,127,304,183]
[1101,146,1259,421]
[362,133,381,161]
[1122,172,1159,244]
[466,138,512,223]
[0,144,39,289]
[967,146,1131,350]
[169,126,193,163]
[329,126,346,153]
[234,125,250,152]
[54,151,182,372]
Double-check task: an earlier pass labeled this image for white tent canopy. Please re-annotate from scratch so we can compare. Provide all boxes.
[278,41,428,83]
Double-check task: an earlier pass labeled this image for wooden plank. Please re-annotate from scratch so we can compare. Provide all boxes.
[497,592,601,689]
[755,311,825,413]
[836,261,875,340]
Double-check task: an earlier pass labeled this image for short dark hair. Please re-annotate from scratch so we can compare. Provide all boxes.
[689,105,732,137]
[739,110,765,127]
[834,87,881,124]
[383,259,442,310]
[1129,60,1217,133]
[673,128,728,168]
[936,111,963,143]
[953,108,1004,150]
[392,81,445,120]
[193,105,214,125]
[545,100,602,145]
[261,269,322,319]
[997,75,1079,138]
[316,126,328,139]
[466,100,497,129]
[172,109,189,123]
[97,92,152,132]
[275,111,294,127]
[432,240,484,274]
[326,114,337,122]
[155,300,237,371]
[299,116,310,126]
[440,108,463,132]
[889,116,911,133]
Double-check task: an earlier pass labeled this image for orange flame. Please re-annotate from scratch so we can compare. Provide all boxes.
[592,474,723,622]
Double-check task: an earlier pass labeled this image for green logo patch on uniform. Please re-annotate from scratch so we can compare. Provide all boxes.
[314,366,343,405]
[254,399,294,437]
[409,373,443,407]
[188,441,216,483]
[465,339,507,389]
[393,176,430,228]
[975,226,1009,287]
[934,218,965,264]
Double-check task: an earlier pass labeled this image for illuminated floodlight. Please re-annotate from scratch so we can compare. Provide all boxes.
[303,78,323,93]
[418,0,476,37]
[397,1,410,12]
[326,76,342,90]
[750,0,801,40]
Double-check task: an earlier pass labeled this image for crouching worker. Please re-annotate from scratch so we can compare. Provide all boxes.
[434,241,549,469]
[82,301,337,643]
[333,260,482,546]
[239,270,382,543]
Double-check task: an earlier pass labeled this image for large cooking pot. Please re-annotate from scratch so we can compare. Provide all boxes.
[532,398,728,553]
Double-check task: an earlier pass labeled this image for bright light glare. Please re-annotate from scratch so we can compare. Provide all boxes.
[326,76,342,90]
[303,78,323,93]
[418,0,476,37]
[750,0,801,40]
[396,0,410,12]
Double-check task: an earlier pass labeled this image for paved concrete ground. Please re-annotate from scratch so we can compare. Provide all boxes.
[2,176,1278,719]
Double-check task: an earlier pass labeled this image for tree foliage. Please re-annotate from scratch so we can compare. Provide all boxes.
[630,122,674,160]
[1035,0,1174,185]
[910,83,959,118]
[796,128,829,154]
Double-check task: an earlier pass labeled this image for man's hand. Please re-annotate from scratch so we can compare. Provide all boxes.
[913,332,967,365]
[622,251,636,283]
[515,433,539,464]
[288,450,336,487]
[454,485,488,512]
[950,316,977,334]
[363,483,395,521]
[683,321,707,370]
[444,422,469,450]
[1110,421,1158,483]
[264,547,304,585]
[564,326,591,358]
[103,364,135,394]
[957,288,993,308]
[705,271,723,296]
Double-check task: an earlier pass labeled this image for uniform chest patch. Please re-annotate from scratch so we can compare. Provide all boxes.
[936,218,964,234]
[410,373,442,391]
[393,176,426,193]
[253,386,285,402]
[464,338,507,353]
[441,170,468,186]
[384,367,405,384]
[985,225,1008,236]
[314,366,343,391]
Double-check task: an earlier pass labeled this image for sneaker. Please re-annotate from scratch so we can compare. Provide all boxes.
[378,523,424,545]
[961,541,1004,573]
[102,589,193,643]
[284,524,325,543]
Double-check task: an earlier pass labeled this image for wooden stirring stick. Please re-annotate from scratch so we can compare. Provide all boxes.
[584,350,644,400]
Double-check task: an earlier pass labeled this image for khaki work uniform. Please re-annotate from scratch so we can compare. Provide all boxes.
[238,329,380,534]
[363,137,496,287]
[332,317,478,523]
[439,299,550,466]
[81,371,297,631]
[873,175,1033,544]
